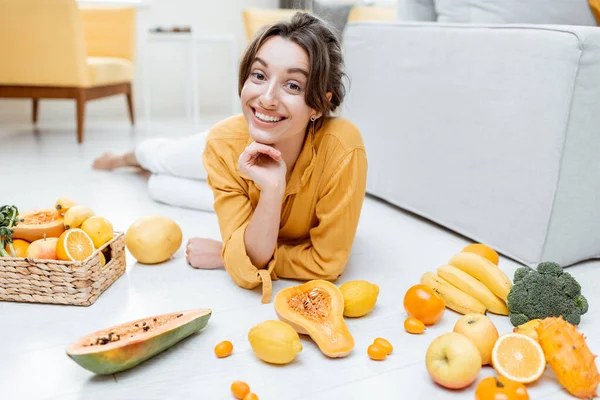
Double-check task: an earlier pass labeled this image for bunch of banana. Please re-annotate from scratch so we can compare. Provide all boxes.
[420,251,513,316]
[55,197,95,229]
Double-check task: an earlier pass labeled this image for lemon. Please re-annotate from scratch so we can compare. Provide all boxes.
[81,216,114,249]
[248,320,302,364]
[339,280,380,317]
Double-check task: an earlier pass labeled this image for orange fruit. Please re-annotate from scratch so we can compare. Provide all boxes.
[403,284,445,325]
[491,333,546,383]
[373,337,393,354]
[404,317,426,334]
[214,340,233,358]
[230,381,250,399]
[462,243,499,265]
[56,228,95,261]
[367,343,387,360]
[5,239,30,257]
[475,376,530,400]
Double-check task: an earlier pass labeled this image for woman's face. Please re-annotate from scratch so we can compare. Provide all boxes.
[240,36,318,146]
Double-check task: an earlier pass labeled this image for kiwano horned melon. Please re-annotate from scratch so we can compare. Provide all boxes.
[536,316,600,399]
[125,215,182,264]
[274,280,354,358]
[66,309,211,374]
[12,208,65,242]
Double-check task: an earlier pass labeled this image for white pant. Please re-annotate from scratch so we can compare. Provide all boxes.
[134,131,215,212]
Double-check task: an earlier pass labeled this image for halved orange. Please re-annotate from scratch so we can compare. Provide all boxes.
[56,228,95,261]
[462,243,499,265]
[491,333,546,383]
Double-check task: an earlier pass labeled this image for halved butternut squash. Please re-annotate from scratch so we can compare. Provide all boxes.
[12,208,65,242]
[274,280,354,358]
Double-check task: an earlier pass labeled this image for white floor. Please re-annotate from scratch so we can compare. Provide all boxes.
[1,117,599,400]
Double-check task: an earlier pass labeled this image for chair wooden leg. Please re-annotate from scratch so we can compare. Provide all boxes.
[126,83,135,125]
[32,98,39,124]
[76,90,86,144]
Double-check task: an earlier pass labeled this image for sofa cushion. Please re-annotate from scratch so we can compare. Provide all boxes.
[86,56,133,87]
[434,0,597,25]
[397,0,437,21]
[312,1,353,40]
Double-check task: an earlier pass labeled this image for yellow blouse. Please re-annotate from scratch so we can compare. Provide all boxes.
[202,114,367,303]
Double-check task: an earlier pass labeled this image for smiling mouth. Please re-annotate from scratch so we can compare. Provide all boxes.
[252,107,286,123]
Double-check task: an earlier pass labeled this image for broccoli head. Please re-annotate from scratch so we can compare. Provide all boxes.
[558,272,581,299]
[513,267,531,283]
[509,313,530,327]
[575,295,589,314]
[506,261,588,326]
[536,261,563,277]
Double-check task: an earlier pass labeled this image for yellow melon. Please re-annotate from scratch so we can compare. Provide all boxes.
[125,216,182,264]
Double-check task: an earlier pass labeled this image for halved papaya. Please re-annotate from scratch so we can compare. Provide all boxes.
[12,208,65,242]
[66,309,211,374]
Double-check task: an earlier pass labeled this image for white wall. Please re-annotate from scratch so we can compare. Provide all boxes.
[0,0,278,124]
[0,0,396,124]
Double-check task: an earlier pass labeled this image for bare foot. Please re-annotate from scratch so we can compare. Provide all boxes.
[92,152,140,170]
[92,152,123,170]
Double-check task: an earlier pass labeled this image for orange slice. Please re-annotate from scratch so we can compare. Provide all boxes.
[56,228,95,261]
[491,333,546,383]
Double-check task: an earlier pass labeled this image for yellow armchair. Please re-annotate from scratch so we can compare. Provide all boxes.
[347,5,397,23]
[242,8,304,42]
[0,0,136,143]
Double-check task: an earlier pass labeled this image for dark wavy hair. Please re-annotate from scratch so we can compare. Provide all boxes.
[238,12,348,126]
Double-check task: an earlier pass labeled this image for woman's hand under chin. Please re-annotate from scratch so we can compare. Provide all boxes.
[186,238,224,269]
[238,142,287,196]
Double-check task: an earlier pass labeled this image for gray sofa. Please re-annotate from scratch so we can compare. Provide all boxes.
[341,0,600,267]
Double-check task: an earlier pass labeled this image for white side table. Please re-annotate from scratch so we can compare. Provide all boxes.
[143,32,239,128]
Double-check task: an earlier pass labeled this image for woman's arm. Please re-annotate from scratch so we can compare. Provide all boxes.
[187,154,284,271]
[201,137,285,302]
[244,189,284,269]
[238,141,287,269]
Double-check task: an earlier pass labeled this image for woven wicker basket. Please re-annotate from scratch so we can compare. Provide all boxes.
[0,232,126,306]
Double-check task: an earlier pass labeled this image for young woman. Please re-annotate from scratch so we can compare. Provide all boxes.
[93,12,367,303]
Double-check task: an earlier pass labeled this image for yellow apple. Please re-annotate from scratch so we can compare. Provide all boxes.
[453,313,499,365]
[425,332,482,389]
[26,237,58,260]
